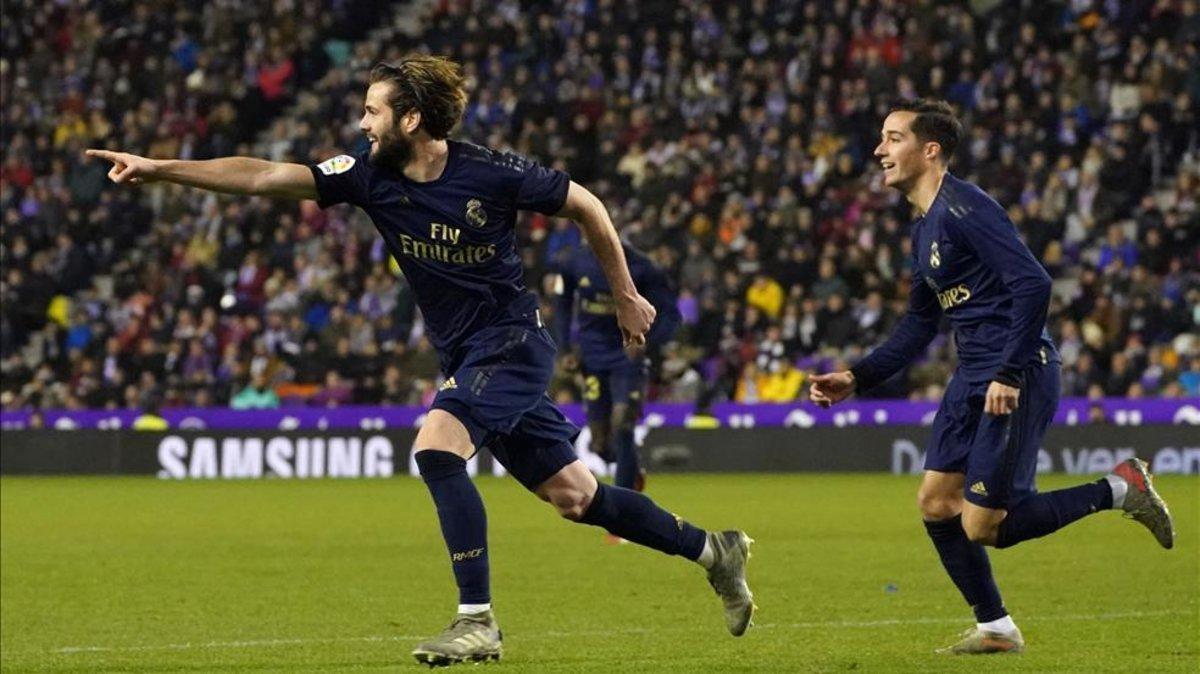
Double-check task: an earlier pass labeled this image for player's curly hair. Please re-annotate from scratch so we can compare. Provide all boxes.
[369,55,467,140]
[889,98,962,162]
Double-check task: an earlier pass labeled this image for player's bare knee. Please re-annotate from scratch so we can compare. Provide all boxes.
[548,487,592,521]
[593,431,611,454]
[535,461,598,520]
[962,520,998,545]
[415,410,475,460]
[917,490,961,520]
[614,406,640,433]
[588,422,611,457]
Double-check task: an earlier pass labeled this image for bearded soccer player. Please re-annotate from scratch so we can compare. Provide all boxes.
[87,55,754,666]
[552,241,681,529]
[809,99,1175,655]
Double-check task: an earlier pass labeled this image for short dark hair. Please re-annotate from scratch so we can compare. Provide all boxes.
[889,98,962,162]
[369,55,468,140]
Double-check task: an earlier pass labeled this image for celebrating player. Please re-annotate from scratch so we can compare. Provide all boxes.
[87,55,755,666]
[552,241,681,530]
[809,99,1175,655]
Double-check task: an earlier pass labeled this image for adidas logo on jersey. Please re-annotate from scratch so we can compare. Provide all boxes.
[970,481,988,496]
[440,377,458,391]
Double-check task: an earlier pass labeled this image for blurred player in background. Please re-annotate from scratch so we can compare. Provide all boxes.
[87,54,755,667]
[809,99,1175,655]
[552,240,681,542]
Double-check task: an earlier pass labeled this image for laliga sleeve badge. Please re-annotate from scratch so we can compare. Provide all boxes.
[317,155,356,175]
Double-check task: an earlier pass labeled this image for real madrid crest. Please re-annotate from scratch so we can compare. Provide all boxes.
[930,241,941,269]
[466,198,487,228]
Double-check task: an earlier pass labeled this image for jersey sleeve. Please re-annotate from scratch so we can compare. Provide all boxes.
[513,156,570,215]
[850,264,941,391]
[308,153,371,208]
[948,198,1052,384]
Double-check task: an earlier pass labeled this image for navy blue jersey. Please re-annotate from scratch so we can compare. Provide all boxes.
[555,242,680,371]
[309,141,569,366]
[852,173,1059,389]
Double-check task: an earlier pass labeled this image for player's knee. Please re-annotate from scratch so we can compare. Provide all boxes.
[962,519,998,545]
[613,404,640,432]
[414,410,475,460]
[593,432,611,454]
[916,490,961,520]
[588,423,611,457]
[535,461,598,520]
[548,486,592,521]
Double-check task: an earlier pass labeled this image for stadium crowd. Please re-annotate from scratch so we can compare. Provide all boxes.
[2,0,1198,414]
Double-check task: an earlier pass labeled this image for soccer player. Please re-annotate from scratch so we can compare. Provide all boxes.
[87,55,754,666]
[552,241,681,512]
[809,99,1175,655]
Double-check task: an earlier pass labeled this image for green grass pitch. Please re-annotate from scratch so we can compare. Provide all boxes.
[2,473,1196,672]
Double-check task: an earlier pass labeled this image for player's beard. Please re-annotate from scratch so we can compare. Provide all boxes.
[369,124,414,170]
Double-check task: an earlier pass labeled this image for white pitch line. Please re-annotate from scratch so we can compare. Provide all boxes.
[18,609,1194,657]
[53,635,418,654]
[542,609,1193,638]
[754,609,1193,631]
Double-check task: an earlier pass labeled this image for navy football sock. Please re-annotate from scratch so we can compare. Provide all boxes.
[613,427,639,490]
[415,450,490,605]
[924,515,1007,622]
[994,480,1112,549]
[579,483,706,560]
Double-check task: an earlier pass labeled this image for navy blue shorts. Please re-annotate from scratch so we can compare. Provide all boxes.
[431,307,580,491]
[581,358,649,424]
[925,363,1061,509]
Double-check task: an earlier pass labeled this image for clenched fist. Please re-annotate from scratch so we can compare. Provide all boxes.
[616,293,656,348]
[984,381,1019,415]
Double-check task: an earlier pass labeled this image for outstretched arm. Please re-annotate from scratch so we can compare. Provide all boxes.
[556,181,655,346]
[85,149,318,200]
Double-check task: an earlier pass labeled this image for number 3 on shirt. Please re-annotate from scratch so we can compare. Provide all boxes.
[584,375,601,401]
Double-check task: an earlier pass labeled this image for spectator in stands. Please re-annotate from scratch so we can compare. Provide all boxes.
[132,393,169,430]
[1181,359,1200,397]
[230,371,280,410]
